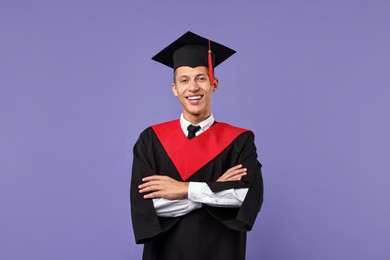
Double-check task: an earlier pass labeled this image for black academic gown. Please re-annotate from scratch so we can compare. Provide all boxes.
[130,121,263,260]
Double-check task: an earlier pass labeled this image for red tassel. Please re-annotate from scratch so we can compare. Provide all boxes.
[208,40,214,86]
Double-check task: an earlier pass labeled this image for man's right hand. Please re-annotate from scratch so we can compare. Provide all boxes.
[217,164,247,182]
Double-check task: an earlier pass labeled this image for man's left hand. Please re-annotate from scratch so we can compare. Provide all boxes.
[139,175,189,200]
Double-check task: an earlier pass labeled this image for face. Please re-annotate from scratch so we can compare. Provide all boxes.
[172,66,218,124]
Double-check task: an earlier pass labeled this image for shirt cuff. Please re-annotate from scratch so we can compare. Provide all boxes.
[188,182,248,207]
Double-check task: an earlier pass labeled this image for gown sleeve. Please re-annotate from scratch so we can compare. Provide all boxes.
[205,132,264,231]
[130,129,169,244]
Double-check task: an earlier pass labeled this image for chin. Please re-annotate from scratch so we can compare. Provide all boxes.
[189,111,209,118]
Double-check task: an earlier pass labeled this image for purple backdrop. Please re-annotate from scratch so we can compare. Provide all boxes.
[1,0,389,259]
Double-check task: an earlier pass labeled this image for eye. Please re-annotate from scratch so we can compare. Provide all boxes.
[197,76,206,82]
[179,78,189,84]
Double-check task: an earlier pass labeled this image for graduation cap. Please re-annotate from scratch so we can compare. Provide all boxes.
[152,31,236,85]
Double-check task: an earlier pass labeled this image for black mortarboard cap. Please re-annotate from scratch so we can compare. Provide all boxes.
[152,31,236,70]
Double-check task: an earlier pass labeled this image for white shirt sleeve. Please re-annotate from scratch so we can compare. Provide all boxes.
[188,182,248,207]
[153,182,249,217]
[153,198,202,217]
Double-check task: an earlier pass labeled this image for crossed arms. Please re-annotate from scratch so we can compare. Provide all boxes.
[138,164,247,200]
[138,164,249,217]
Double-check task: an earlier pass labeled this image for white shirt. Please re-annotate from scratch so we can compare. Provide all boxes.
[153,114,249,217]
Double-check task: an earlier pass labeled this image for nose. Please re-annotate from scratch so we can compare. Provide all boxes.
[188,80,200,92]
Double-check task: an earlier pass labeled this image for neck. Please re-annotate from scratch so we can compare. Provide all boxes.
[183,113,211,125]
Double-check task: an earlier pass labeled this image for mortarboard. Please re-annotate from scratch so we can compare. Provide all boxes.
[152,31,236,85]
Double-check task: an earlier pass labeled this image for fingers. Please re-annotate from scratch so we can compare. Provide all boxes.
[138,182,159,193]
[138,175,188,200]
[142,175,167,182]
[139,176,166,192]
[225,165,247,178]
[139,178,160,189]
[218,164,247,182]
[228,164,244,171]
[139,175,170,191]
[143,191,161,199]
[226,167,247,178]
[222,173,246,181]
[138,180,163,199]
[139,176,160,194]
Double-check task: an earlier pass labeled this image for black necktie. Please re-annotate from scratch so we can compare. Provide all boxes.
[187,125,201,140]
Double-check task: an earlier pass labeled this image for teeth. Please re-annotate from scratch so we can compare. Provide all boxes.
[188,96,202,100]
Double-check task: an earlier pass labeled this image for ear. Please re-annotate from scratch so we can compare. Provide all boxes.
[212,78,219,92]
[172,83,178,96]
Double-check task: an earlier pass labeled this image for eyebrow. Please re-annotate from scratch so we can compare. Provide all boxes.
[178,73,207,78]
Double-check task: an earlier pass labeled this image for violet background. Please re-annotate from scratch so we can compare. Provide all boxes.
[1,0,389,259]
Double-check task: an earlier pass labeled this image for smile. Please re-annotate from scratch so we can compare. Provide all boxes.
[186,95,203,100]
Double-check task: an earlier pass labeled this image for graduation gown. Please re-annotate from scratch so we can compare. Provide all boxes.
[130,120,263,260]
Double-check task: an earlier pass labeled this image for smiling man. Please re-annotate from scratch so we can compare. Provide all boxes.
[130,31,263,260]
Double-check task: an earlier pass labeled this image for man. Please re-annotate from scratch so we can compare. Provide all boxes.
[130,31,263,260]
